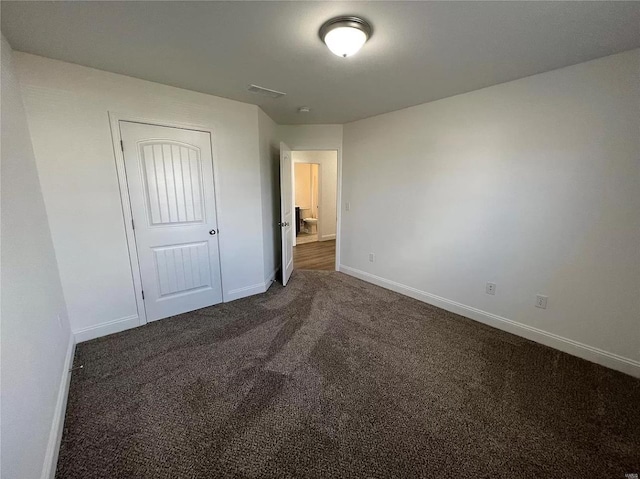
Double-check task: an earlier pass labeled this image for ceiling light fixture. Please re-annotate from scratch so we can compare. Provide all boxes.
[319,16,372,58]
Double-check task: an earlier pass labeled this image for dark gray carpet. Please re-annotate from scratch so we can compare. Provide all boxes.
[56,270,640,479]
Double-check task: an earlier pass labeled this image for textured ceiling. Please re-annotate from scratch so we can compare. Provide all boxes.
[2,1,640,124]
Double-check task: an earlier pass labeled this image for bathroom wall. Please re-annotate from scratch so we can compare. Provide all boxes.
[292,151,338,241]
[294,163,320,224]
[295,163,312,210]
[310,164,319,218]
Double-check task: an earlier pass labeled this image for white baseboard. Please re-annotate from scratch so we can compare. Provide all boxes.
[73,314,139,343]
[320,234,336,241]
[339,265,640,378]
[41,333,75,479]
[74,275,280,341]
[263,269,277,292]
[225,271,277,302]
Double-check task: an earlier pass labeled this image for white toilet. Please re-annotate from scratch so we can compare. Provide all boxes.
[303,217,317,234]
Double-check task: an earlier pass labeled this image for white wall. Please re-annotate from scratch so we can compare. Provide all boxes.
[292,150,338,241]
[15,52,269,340]
[1,36,73,479]
[341,49,640,376]
[257,108,280,283]
[277,124,343,152]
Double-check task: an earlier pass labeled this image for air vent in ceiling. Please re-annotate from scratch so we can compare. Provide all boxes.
[248,84,286,99]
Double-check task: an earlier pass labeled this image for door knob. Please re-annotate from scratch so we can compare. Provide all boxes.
[209,229,216,235]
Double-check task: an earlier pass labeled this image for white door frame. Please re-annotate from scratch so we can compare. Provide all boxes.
[290,149,340,271]
[108,112,224,326]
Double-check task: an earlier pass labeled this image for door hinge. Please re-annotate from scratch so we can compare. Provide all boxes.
[120,140,124,151]
[131,219,135,230]
[141,290,145,300]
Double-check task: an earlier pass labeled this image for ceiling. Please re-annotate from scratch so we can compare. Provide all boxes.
[2,1,640,125]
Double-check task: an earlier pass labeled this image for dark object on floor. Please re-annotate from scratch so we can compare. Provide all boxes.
[57,271,640,479]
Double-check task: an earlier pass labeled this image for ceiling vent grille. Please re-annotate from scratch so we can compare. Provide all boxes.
[248,84,286,99]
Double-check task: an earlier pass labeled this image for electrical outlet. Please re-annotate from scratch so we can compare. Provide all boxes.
[369,253,375,262]
[535,294,548,309]
[486,282,496,295]
[346,202,351,211]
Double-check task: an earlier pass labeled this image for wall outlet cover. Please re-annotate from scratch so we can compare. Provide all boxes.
[486,282,496,295]
[535,294,548,309]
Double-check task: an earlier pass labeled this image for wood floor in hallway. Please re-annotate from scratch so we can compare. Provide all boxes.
[293,239,335,271]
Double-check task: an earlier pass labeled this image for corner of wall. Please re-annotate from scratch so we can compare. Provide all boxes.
[338,49,640,377]
[339,265,640,378]
[2,34,75,479]
[257,108,281,286]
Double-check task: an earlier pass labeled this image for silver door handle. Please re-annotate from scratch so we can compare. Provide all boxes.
[209,229,216,235]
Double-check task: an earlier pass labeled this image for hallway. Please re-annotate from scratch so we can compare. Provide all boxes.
[293,240,335,270]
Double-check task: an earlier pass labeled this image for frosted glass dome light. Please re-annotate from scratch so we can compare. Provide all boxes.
[324,26,367,57]
[320,17,372,58]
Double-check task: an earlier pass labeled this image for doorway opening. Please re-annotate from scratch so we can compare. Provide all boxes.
[294,162,319,244]
[291,150,338,271]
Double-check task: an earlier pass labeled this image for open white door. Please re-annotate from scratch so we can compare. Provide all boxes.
[280,142,294,285]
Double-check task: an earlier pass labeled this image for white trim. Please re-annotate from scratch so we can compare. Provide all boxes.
[41,334,75,479]
[73,315,139,343]
[264,268,277,286]
[226,271,276,302]
[108,112,225,327]
[108,113,148,326]
[335,146,342,273]
[226,284,267,302]
[339,265,640,378]
[320,234,336,241]
[290,148,340,271]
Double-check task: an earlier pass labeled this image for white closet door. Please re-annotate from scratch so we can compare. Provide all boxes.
[120,121,222,322]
